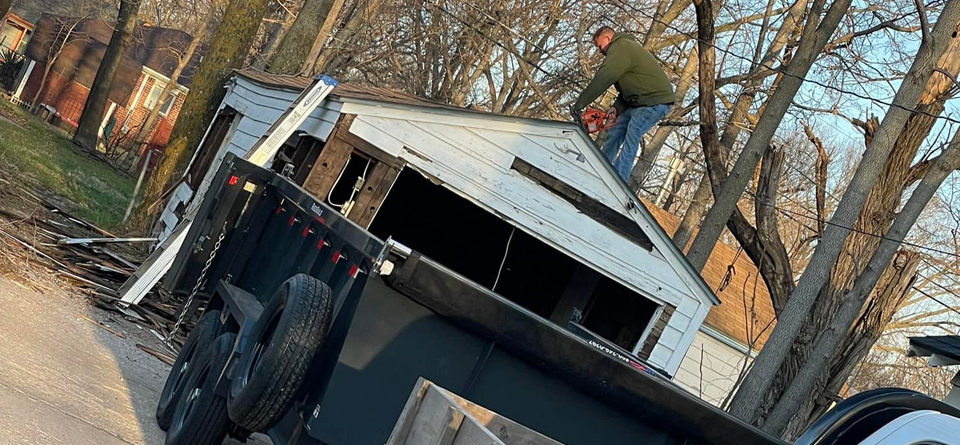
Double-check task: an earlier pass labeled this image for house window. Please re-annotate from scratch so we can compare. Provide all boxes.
[143,82,165,110]
[159,92,177,117]
[143,80,178,116]
[0,22,25,52]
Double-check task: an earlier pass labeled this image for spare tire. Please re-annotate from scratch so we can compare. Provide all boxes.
[227,274,334,431]
[156,309,224,430]
[166,332,237,445]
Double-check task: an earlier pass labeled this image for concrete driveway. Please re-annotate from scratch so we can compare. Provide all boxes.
[0,275,268,445]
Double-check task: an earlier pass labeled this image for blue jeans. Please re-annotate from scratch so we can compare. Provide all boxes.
[601,104,671,181]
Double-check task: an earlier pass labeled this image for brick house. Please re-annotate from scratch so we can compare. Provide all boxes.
[13,13,200,158]
[645,203,778,406]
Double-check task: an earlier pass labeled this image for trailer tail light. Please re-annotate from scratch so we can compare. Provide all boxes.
[228,175,239,186]
[331,251,341,264]
[316,238,327,250]
[288,215,297,226]
[302,226,311,238]
[349,264,360,278]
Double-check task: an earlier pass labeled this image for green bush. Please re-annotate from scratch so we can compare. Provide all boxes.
[0,48,24,92]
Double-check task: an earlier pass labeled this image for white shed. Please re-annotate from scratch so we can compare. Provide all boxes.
[158,69,720,376]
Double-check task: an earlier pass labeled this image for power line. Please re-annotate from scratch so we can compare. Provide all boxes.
[911,286,960,318]
[610,0,960,127]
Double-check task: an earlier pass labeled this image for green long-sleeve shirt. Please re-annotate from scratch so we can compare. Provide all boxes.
[573,33,675,113]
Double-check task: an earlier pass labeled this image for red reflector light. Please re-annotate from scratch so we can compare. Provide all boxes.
[316,238,326,249]
[331,251,341,263]
[349,265,360,278]
[228,175,239,186]
[302,226,311,238]
[288,215,296,226]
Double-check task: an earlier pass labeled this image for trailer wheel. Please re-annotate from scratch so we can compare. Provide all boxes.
[165,332,237,445]
[156,309,224,430]
[228,274,334,431]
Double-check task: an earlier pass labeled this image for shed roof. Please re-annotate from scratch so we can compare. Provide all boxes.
[644,203,777,349]
[908,335,960,366]
[236,69,471,113]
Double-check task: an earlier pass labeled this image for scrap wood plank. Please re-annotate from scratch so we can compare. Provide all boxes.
[77,313,125,339]
[136,344,176,366]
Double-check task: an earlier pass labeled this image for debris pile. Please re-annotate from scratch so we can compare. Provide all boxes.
[0,178,192,348]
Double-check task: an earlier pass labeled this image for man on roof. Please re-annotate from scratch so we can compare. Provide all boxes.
[572,26,675,181]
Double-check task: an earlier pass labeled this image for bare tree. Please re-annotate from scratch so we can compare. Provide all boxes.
[727,0,960,425]
[763,127,960,434]
[267,0,340,74]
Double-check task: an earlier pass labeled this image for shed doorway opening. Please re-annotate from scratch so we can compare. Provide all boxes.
[368,168,659,351]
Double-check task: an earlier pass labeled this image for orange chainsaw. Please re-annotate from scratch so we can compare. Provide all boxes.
[580,107,617,134]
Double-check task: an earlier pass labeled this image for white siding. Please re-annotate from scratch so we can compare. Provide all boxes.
[674,330,754,406]
[341,103,706,373]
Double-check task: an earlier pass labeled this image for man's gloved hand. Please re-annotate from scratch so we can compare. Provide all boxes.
[605,106,618,126]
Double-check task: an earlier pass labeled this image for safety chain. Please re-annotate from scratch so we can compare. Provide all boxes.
[165,221,228,350]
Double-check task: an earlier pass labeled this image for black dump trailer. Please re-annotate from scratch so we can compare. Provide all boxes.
[155,153,784,445]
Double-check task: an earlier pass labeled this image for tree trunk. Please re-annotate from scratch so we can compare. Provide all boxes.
[313,0,382,74]
[672,0,807,249]
[761,127,960,435]
[73,0,142,151]
[726,1,960,423]
[781,250,920,439]
[252,0,299,70]
[268,0,338,74]
[132,15,210,157]
[749,15,960,433]
[134,0,272,228]
[299,0,344,75]
[692,0,795,316]
[686,0,853,271]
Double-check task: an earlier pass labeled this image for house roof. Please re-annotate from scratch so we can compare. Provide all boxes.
[644,202,777,349]
[24,14,201,103]
[908,335,960,366]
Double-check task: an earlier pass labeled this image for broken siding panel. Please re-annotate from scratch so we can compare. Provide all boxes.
[665,300,710,373]
[348,113,690,306]
[478,129,621,211]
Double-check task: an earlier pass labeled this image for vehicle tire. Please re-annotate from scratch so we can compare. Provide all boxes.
[228,274,334,431]
[165,332,237,445]
[156,309,224,430]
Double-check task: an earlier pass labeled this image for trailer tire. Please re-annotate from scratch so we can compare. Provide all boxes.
[165,332,237,445]
[156,309,224,430]
[228,274,334,431]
